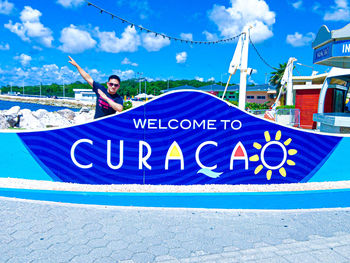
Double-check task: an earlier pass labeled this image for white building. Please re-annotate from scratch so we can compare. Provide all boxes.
[73,89,96,102]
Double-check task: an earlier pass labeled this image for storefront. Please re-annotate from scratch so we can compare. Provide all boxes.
[312,24,350,133]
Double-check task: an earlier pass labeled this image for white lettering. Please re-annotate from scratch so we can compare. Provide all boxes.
[70,139,93,169]
[230,142,249,170]
[148,119,157,129]
[193,120,205,129]
[195,141,218,169]
[133,119,147,129]
[107,140,124,169]
[139,141,152,170]
[220,120,230,129]
[165,141,184,170]
[231,120,242,130]
[207,120,217,130]
[345,44,350,53]
[180,119,192,129]
[168,119,179,129]
[159,119,167,129]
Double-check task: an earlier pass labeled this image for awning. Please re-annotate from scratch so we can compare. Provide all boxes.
[313,24,350,68]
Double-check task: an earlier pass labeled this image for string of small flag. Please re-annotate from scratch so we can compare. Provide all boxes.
[83,0,243,45]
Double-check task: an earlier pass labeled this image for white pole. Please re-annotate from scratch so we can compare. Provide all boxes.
[238,26,251,111]
[286,58,296,106]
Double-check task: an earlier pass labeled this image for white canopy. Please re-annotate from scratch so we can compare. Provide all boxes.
[135,93,155,99]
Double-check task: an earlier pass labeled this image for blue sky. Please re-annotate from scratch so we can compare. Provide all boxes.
[0,0,349,86]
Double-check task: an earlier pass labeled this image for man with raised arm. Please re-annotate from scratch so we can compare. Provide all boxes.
[68,56,123,119]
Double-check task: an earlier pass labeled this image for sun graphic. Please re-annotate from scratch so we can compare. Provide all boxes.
[249,130,297,180]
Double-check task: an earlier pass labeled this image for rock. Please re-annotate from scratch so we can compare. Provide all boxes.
[19,109,43,129]
[0,114,10,129]
[39,112,72,128]
[6,106,20,115]
[79,107,90,114]
[74,111,94,124]
[4,106,21,127]
[57,109,75,121]
[5,114,19,127]
[32,109,49,119]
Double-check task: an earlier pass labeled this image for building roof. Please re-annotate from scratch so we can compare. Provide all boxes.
[292,73,328,82]
[162,84,275,93]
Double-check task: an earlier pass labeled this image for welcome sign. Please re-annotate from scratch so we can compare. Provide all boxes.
[2,91,347,185]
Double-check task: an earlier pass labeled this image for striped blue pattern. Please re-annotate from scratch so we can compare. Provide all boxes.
[18,91,341,185]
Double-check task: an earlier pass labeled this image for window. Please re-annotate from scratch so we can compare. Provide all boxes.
[247,95,254,99]
[257,96,266,99]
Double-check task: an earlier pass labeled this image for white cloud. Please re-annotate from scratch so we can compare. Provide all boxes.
[208,77,215,82]
[59,24,96,53]
[20,6,41,22]
[121,57,138,67]
[14,53,32,66]
[248,76,257,85]
[180,33,193,41]
[4,6,54,47]
[292,0,303,9]
[0,43,9,50]
[142,32,171,52]
[0,64,113,86]
[286,32,315,47]
[56,0,84,8]
[195,76,204,82]
[324,0,350,21]
[176,51,187,64]
[112,69,135,80]
[0,0,14,15]
[312,2,321,12]
[4,21,28,41]
[208,0,275,43]
[202,31,218,41]
[96,26,141,53]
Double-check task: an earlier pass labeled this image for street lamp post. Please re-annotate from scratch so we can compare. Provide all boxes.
[220,73,227,86]
[137,72,143,94]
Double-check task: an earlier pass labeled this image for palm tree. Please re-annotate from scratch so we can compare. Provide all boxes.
[269,63,287,94]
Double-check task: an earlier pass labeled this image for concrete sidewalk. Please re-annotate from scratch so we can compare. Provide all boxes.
[1,197,350,262]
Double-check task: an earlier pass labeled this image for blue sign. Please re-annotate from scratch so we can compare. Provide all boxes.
[4,91,345,185]
[313,42,332,64]
[333,39,350,57]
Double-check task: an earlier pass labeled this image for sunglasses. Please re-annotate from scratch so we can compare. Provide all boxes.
[108,82,120,88]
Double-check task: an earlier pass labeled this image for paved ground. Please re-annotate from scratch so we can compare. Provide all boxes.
[1,197,350,262]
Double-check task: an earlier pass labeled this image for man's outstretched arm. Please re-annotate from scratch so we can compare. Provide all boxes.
[68,56,93,87]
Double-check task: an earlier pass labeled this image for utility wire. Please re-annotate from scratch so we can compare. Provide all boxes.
[249,35,278,70]
[84,0,243,45]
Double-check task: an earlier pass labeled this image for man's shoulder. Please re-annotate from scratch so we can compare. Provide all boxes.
[93,81,107,93]
[93,81,105,89]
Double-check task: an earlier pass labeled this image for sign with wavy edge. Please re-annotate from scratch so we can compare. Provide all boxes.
[4,91,346,185]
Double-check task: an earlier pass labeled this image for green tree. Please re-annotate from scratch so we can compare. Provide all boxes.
[269,63,286,94]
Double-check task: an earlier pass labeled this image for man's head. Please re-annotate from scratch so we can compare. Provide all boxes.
[107,75,121,95]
